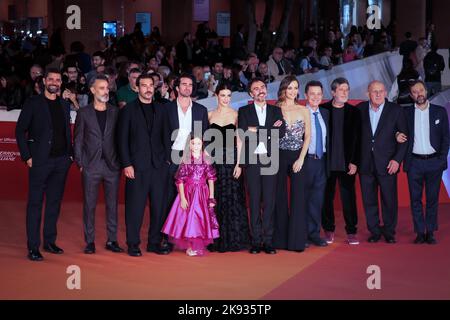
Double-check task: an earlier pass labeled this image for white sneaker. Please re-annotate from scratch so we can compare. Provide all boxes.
[186,248,198,256]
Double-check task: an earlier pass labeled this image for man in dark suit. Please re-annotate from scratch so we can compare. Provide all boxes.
[358,81,408,244]
[74,75,123,254]
[237,78,284,254]
[303,81,330,247]
[117,74,168,257]
[320,78,361,245]
[15,68,73,261]
[163,73,209,214]
[396,80,449,244]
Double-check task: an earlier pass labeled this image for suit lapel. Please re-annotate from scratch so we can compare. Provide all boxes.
[191,103,199,132]
[264,104,273,127]
[40,95,53,128]
[88,105,102,135]
[249,103,260,126]
[172,102,180,130]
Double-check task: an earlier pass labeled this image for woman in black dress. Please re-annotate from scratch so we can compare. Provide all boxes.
[274,75,311,252]
[207,82,250,252]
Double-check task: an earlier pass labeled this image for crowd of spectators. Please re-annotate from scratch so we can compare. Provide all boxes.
[0,20,427,111]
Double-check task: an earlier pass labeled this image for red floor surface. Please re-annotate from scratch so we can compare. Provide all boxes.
[0,200,449,300]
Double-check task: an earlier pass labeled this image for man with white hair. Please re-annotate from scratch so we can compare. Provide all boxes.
[357,81,408,244]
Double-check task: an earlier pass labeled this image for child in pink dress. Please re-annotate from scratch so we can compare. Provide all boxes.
[162,134,219,256]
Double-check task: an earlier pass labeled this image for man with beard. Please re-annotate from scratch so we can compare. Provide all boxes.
[117,74,169,256]
[396,80,449,244]
[237,78,284,254]
[74,75,123,254]
[16,68,73,261]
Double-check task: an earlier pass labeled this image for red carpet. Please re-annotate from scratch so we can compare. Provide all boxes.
[0,200,449,300]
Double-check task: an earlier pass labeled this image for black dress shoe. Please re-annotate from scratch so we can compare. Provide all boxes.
[84,243,96,254]
[263,245,277,254]
[426,232,437,245]
[105,241,124,253]
[384,235,397,244]
[127,246,142,257]
[414,233,426,244]
[146,245,170,255]
[368,235,381,243]
[43,243,64,254]
[28,249,43,261]
[161,241,174,252]
[249,246,261,254]
[309,238,328,247]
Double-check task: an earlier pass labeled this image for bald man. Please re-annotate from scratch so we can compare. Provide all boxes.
[357,81,408,244]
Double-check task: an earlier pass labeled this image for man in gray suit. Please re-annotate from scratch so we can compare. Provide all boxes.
[74,74,124,254]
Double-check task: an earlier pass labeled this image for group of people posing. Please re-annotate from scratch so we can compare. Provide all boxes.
[15,67,449,261]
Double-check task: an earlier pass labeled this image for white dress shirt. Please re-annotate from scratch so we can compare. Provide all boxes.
[253,102,268,154]
[369,102,385,135]
[172,99,192,150]
[413,102,436,155]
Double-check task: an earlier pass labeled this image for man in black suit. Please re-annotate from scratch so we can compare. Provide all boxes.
[237,78,284,254]
[303,81,330,247]
[320,78,361,245]
[396,80,449,244]
[15,68,73,261]
[117,74,169,257]
[74,75,123,254]
[163,73,209,213]
[358,81,408,244]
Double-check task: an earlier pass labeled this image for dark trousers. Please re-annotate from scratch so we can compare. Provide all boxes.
[245,163,277,246]
[274,150,307,251]
[360,159,398,237]
[125,164,168,247]
[26,156,72,250]
[303,156,327,241]
[82,160,120,244]
[322,171,358,234]
[407,157,443,234]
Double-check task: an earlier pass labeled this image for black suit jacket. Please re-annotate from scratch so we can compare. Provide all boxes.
[163,100,209,163]
[73,103,120,171]
[320,101,361,168]
[237,103,285,166]
[403,103,449,172]
[358,100,408,175]
[15,94,73,165]
[117,99,166,171]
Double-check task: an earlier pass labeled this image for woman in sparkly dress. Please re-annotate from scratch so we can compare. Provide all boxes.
[274,75,311,252]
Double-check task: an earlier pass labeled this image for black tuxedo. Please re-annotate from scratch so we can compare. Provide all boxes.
[403,103,449,234]
[237,103,285,166]
[15,94,73,250]
[320,101,361,235]
[117,98,168,248]
[237,103,284,247]
[74,104,121,244]
[357,100,408,238]
[16,94,73,165]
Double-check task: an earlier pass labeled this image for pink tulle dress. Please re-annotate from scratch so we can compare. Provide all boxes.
[162,156,219,255]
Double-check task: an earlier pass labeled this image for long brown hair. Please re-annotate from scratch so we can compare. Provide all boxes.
[277,75,300,106]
